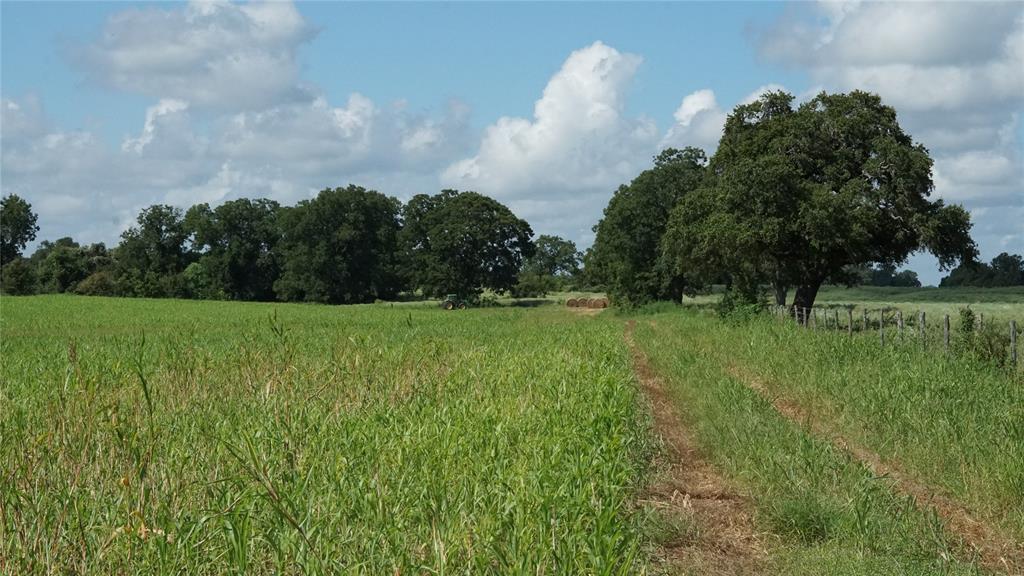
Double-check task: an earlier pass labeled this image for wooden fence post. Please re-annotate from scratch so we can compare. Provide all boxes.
[880,309,885,346]
[897,311,904,338]
[834,310,840,332]
[847,309,853,336]
[944,314,950,353]
[1011,320,1018,367]
[811,308,817,330]
[863,308,869,332]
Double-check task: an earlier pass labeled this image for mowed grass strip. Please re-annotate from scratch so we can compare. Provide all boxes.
[632,315,996,576]
[0,296,652,575]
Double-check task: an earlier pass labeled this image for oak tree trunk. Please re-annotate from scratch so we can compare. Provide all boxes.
[791,281,821,313]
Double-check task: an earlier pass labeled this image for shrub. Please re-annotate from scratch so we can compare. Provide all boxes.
[0,259,37,295]
[74,270,118,296]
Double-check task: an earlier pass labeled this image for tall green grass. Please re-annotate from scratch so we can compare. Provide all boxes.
[0,295,652,574]
[633,311,1021,574]
[715,313,1024,538]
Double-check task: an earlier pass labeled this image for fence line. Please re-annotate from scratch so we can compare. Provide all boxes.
[773,304,1020,369]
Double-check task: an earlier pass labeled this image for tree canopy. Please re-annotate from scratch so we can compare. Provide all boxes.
[661,90,976,310]
[274,186,403,304]
[116,205,192,298]
[1,194,39,266]
[401,190,535,298]
[185,198,281,301]
[512,234,582,297]
[590,147,707,306]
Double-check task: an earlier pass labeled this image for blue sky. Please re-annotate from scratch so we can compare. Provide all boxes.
[2,1,1022,285]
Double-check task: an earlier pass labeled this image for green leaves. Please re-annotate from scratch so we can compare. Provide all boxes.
[273,185,403,304]
[400,190,534,298]
[659,90,977,310]
[590,147,707,306]
[0,193,39,266]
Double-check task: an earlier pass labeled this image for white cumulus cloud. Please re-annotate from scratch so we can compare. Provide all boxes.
[79,0,316,110]
[443,41,660,239]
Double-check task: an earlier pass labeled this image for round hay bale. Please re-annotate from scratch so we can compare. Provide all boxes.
[588,298,601,309]
[566,298,578,308]
[596,298,609,308]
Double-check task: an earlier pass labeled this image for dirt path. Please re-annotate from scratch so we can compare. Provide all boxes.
[725,364,1024,575]
[625,321,769,575]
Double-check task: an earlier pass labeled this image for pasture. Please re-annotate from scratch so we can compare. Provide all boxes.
[1,292,1022,575]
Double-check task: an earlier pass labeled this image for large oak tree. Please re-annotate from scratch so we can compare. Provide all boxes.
[185,198,281,301]
[661,90,975,311]
[400,190,534,298]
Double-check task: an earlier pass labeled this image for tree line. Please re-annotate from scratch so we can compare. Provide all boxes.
[587,90,991,311]
[0,188,585,303]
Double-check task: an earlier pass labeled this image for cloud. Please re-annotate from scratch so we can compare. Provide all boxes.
[1,89,473,247]
[756,1,1024,281]
[5,0,477,249]
[660,84,789,154]
[122,99,193,154]
[79,0,316,109]
[442,41,660,238]
[660,89,727,153]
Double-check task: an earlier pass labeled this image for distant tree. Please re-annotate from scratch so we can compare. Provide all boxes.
[510,271,558,298]
[514,234,581,296]
[867,263,897,287]
[33,237,90,293]
[591,147,707,306]
[864,263,919,287]
[274,185,403,304]
[890,269,922,288]
[989,252,1024,286]
[0,258,37,295]
[74,270,118,296]
[1,194,40,266]
[185,198,281,301]
[116,205,192,297]
[941,252,1023,287]
[661,90,975,312]
[524,235,581,279]
[941,261,993,287]
[400,190,535,298]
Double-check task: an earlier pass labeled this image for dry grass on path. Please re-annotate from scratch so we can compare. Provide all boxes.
[625,321,770,575]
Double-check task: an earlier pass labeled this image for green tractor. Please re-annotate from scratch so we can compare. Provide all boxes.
[440,294,468,310]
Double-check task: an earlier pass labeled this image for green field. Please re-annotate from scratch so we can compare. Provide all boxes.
[2,294,1022,574]
[0,296,650,574]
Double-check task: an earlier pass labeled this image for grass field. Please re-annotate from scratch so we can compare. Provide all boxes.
[2,293,1022,574]
[0,296,649,574]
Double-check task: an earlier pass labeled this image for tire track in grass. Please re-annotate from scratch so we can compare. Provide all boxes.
[625,321,769,575]
[724,363,1024,575]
